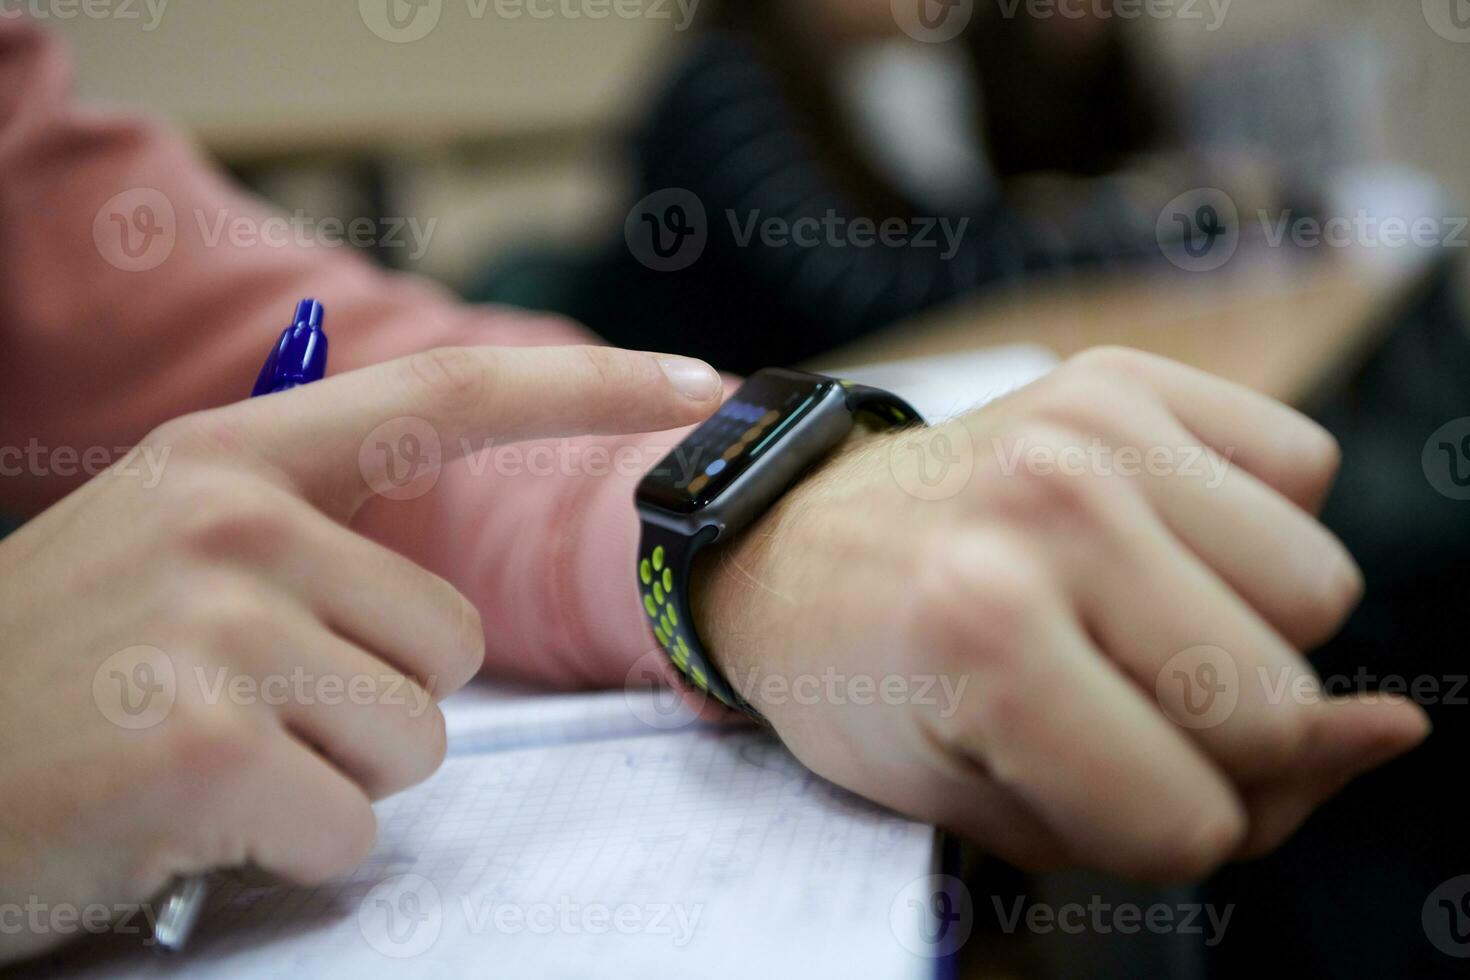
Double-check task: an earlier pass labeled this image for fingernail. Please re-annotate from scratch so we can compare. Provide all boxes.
[659,356,722,402]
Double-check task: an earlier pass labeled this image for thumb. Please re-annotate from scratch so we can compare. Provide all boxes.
[217,345,723,517]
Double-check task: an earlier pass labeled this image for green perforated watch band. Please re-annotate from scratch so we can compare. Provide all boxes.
[636,380,922,719]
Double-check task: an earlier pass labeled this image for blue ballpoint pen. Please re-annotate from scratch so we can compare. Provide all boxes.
[150,298,329,954]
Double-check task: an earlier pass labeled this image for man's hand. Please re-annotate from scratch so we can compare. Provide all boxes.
[0,345,721,964]
[697,347,1429,882]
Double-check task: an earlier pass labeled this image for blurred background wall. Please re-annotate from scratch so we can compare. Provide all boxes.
[38,0,1470,290]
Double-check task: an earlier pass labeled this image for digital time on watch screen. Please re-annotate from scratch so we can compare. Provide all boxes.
[638,370,835,514]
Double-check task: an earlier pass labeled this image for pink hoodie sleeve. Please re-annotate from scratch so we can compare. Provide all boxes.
[0,21,712,691]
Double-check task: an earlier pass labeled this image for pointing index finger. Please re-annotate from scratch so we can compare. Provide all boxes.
[217,345,723,518]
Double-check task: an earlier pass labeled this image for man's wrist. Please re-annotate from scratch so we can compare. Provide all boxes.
[690,424,892,689]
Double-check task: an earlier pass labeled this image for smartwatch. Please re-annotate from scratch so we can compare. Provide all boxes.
[634,368,922,716]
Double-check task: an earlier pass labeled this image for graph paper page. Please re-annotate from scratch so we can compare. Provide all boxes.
[39,712,938,979]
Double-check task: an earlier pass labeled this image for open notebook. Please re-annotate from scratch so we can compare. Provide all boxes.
[36,689,938,979]
[31,345,1055,979]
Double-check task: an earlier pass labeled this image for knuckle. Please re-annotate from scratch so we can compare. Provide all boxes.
[147,410,252,460]
[296,801,378,883]
[172,482,295,562]
[1290,554,1363,649]
[407,703,450,786]
[449,598,487,688]
[1029,373,1138,435]
[988,429,1132,533]
[1136,805,1246,882]
[180,582,279,652]
[161,703,263,791]
[577,345,645,392]
[1251,704,1313,766]
[337,803,379,871]
[1298,423,1343,486]
[365,698,447,800]
[403,346,487,418]
[1065,345,1153,382]
[914,532,1051,676]
[421,582,484,696]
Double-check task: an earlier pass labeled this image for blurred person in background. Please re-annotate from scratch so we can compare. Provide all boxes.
[467,0,1218,372]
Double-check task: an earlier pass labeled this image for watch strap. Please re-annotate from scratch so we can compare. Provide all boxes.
[637,377,923,720]
[635,522,755,713]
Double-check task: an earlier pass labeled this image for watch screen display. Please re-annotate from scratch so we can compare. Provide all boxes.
[638,370,835,514]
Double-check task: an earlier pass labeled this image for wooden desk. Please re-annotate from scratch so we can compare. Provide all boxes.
[813,247,1443,409]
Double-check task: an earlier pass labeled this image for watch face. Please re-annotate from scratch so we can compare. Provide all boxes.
[638,370,837,515]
